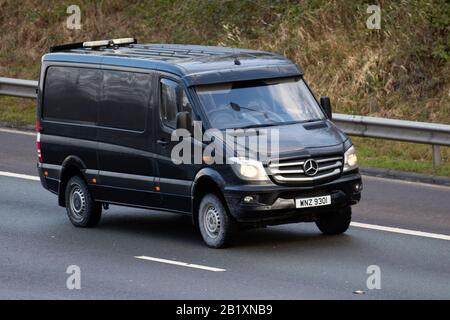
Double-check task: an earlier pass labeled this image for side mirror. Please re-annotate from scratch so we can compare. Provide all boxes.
[320,96,332,120]
[176,111,192,131]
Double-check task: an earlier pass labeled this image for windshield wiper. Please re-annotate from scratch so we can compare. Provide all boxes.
[236,123,282,130]
[235,119,323,130]
[228,102,274,120]
[237,121,300,129]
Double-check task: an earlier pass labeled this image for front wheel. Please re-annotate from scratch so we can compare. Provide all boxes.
[315,206,352,235]
[65,176,102,227]
[198,193,236,248]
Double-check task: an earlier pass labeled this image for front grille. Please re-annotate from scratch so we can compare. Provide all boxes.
[268,155,343,183]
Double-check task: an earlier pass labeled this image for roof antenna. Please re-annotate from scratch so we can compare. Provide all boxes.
[233,47,241,65]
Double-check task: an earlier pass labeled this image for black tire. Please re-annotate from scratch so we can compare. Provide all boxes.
[65,176,102,227]
[198,193,236,248]
[315,206,352,235]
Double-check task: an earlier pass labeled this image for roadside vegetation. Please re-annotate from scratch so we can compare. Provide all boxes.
[0,0,448,175]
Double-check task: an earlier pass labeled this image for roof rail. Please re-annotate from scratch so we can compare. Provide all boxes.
[49,37,137,53]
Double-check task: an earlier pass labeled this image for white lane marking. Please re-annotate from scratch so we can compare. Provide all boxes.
[0,127,35,136]
[0,171,40,181]
[135,256,226,272]
[351,222,450,241]
[362,175,450,190]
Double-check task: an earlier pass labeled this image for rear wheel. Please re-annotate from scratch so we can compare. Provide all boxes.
[65,176,102,227]
[315,206,352,235]
[198,193,236,248]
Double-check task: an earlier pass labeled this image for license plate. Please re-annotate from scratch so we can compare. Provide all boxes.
[295,195,331,208]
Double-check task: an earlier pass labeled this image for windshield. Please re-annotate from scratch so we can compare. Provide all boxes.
[195,77,325,130]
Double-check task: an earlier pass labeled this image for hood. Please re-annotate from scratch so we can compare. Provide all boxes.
[209,120,347,162]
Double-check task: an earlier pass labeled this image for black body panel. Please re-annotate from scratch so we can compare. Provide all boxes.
[96,69,159,207]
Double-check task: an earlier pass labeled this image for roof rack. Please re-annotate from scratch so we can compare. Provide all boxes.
[49,37,137,53]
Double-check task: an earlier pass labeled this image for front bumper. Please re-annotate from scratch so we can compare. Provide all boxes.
[223,172,362,225]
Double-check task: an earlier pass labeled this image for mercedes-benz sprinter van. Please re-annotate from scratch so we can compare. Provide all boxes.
[37,38,362,248]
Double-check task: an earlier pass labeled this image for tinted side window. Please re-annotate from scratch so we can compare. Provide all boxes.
[43,66,101,123]
[160,79,179,129]
[99,70,150,131]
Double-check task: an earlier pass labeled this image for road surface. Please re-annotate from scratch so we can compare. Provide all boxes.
[0,128,449,299]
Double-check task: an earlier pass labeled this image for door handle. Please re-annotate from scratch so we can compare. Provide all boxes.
[157,139,169,146]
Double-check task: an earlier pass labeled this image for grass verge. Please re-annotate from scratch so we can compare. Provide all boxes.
[0,96,35,127]
[353,137,450,177]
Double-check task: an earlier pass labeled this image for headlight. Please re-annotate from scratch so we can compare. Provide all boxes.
[229,157,270,181]
[343,145,358,172]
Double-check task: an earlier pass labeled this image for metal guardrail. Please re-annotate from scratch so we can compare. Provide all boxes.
[333,114,450,167]
[1,77,449,167]
[0,78,38,98]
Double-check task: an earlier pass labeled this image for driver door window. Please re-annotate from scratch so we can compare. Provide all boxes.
[160,78,179,129]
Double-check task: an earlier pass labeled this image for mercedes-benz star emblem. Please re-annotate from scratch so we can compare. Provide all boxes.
[303,159,319,177]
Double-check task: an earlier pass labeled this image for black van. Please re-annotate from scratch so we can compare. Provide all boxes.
[37,38,362,248]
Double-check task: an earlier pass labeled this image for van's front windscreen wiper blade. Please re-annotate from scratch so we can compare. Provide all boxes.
[236,119,323,130]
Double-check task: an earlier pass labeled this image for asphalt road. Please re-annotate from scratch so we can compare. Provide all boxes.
[0,129,449,299]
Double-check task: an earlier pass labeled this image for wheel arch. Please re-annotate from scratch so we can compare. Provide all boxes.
[191,168,227,227]
[58,156,88,207]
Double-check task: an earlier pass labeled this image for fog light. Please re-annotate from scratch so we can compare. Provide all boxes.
[354,182,363,192]
[243,196,255,203]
